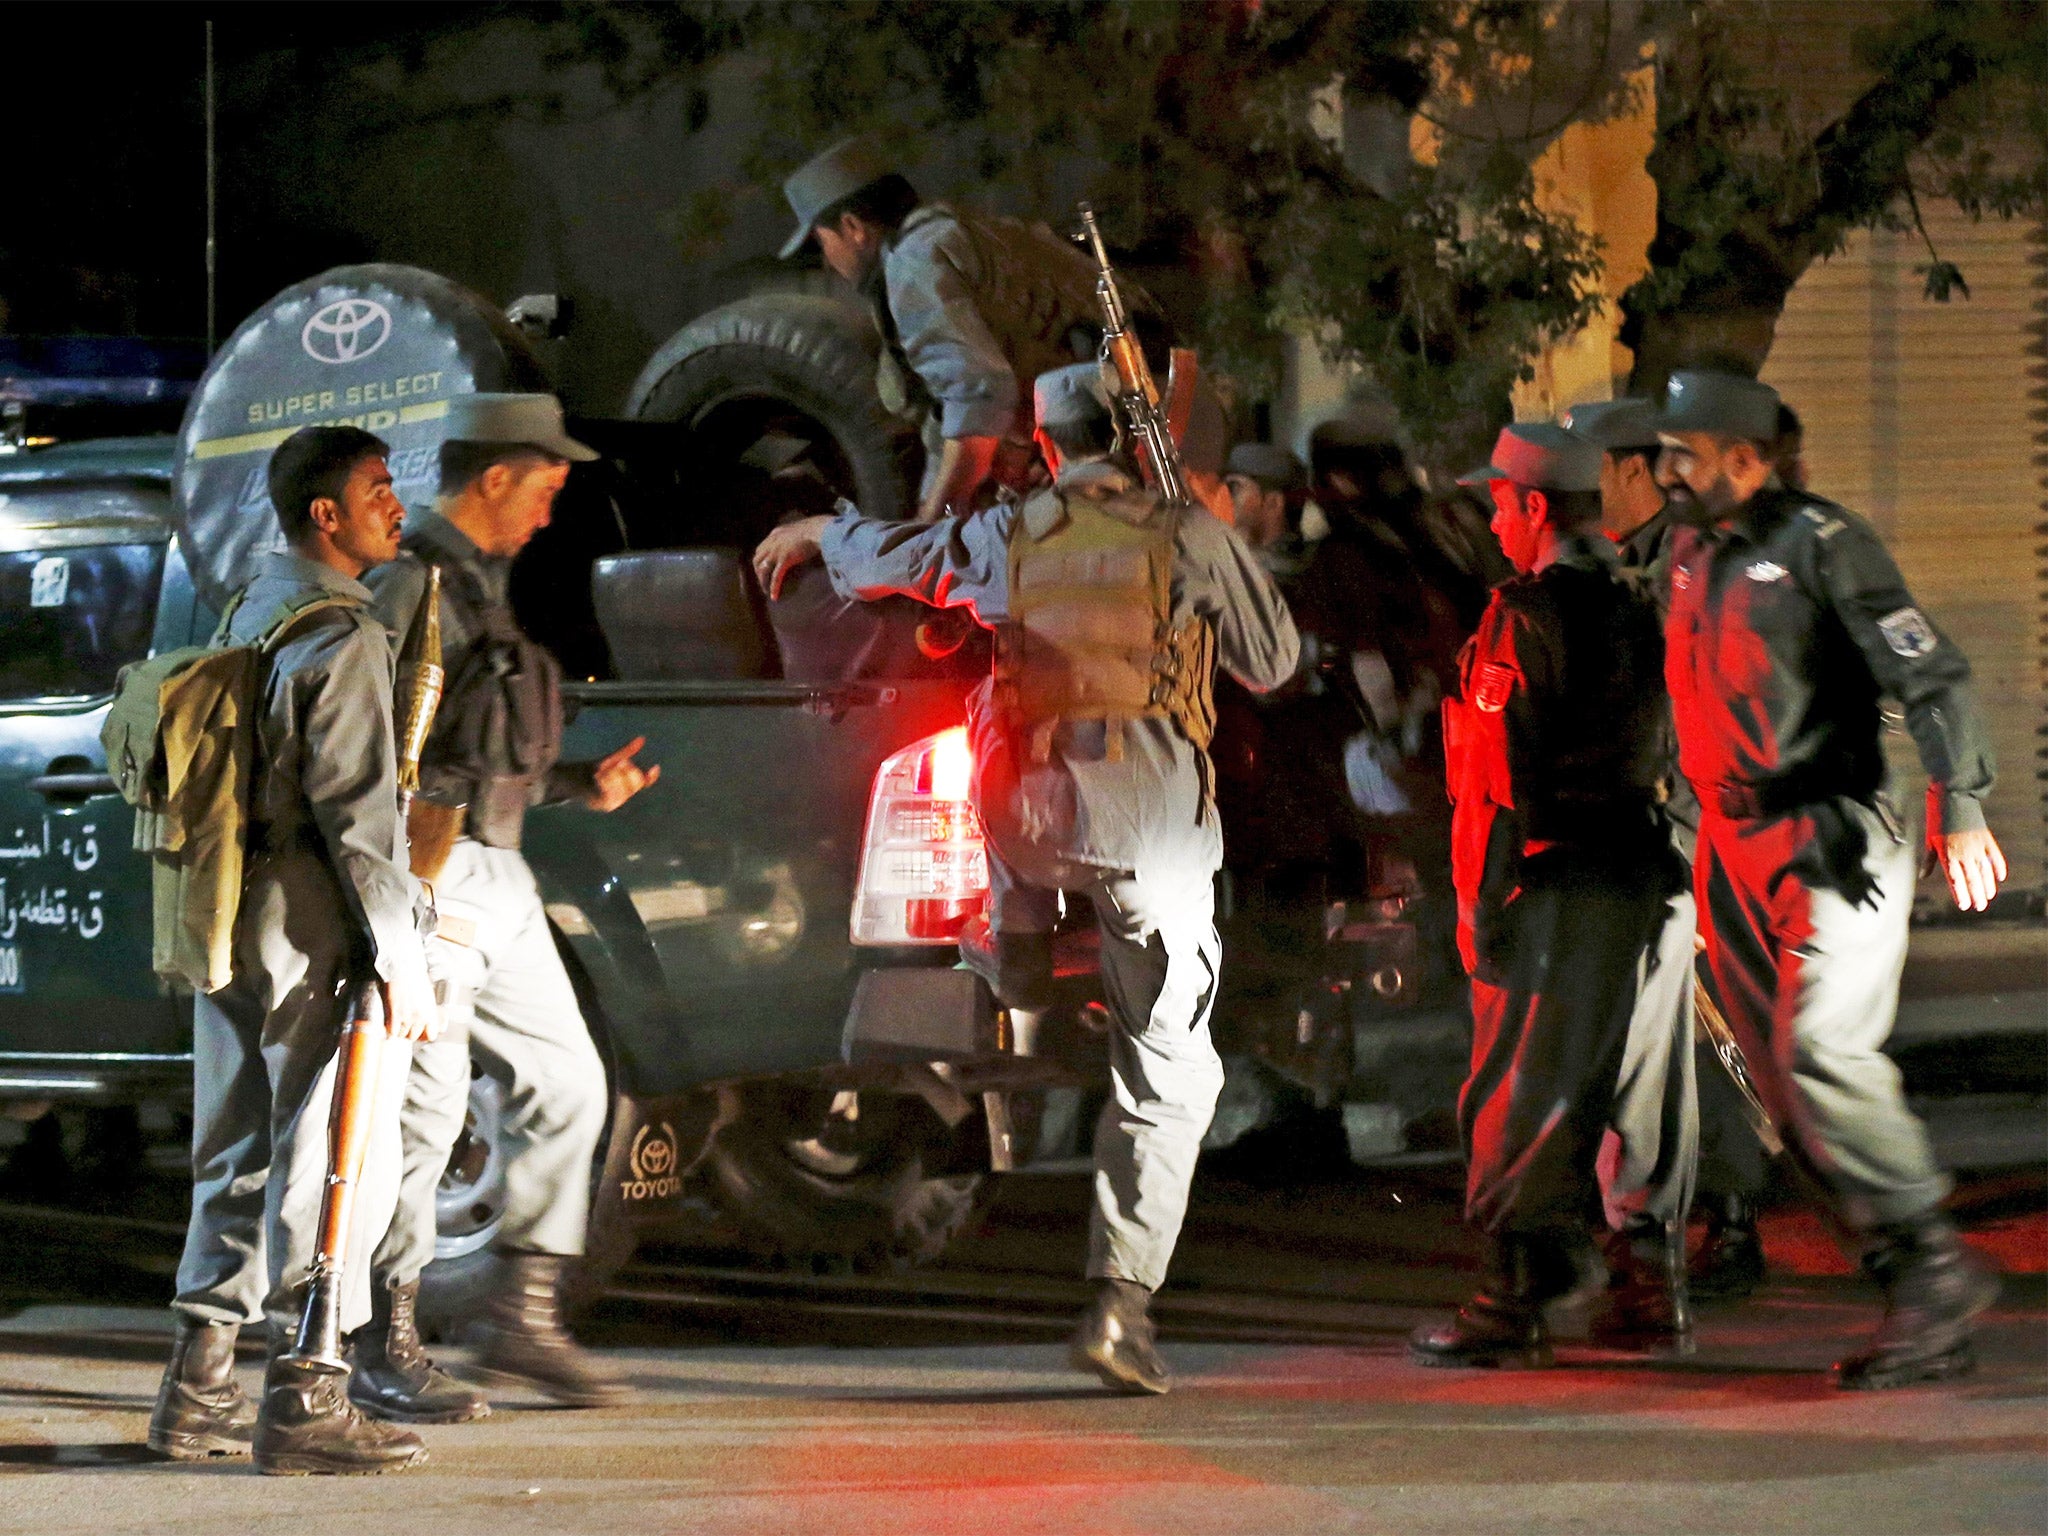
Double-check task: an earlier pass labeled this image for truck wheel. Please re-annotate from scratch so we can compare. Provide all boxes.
[705,1083,986,1272]
[627,292,917,528]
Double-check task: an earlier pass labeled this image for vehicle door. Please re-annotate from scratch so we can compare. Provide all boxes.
[0,479,194,1056]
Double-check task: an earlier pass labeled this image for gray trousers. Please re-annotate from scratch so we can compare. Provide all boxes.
[1695,799,1948,1229]
[993,854,1225,1292]
[374,839,609,1286]
[174,849,412,1336]
[1461,874,1698,1235]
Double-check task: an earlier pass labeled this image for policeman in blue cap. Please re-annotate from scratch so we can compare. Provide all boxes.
[1656,368,2004,1388]
[1410,422,1698,1369]
[753,362,1298,1395]
[779,136,1156,523]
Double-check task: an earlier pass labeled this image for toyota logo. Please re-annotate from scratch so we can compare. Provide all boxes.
[301,298,392,364]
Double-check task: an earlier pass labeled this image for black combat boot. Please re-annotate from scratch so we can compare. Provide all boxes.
[959,915,1056,1011]
[253,1343,428,1476]
[1070,1278,1170,1395]
[470,1251,630,1407]
[1689,1192,1766,1300]
[1410,1229,1600,1369]
[1592,1217,1696,1355]
[349,1277,491,1424]
[147,1318,256,1460]
[1836,1212,1999,1390]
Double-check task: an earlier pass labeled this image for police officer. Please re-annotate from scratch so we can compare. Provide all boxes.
[1655,369,2004,1388]
[362,395,659,1413]
[150,426,437,1474]
[1567,396,1768,1299]
[752,363,1299,1394]
[1410,423,1698,1369]
[1223,443,1310,570]
[778,136,1152,522]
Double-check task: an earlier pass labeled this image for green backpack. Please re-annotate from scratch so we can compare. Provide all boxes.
[100,589,360,994]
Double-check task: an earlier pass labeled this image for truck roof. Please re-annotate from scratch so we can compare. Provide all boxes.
[0,436,175,552]
[0,434,174,486]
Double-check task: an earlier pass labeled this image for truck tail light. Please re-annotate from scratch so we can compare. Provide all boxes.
[851,726,989,945]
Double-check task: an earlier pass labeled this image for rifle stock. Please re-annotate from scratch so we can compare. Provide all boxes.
[290,980,387,1367]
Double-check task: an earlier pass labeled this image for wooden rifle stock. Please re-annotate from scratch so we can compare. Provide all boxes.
[289,980,387,1367]
[1076,202,1190,508]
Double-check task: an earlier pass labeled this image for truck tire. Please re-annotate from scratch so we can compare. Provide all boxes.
[174,262,547,612]
[705,1082,987,1272]
[626,292,917,527]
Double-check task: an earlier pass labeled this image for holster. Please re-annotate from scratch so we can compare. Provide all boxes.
[406,799,466,884]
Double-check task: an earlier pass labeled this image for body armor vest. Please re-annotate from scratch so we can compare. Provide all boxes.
[878,204,1147,439]
[996,475,1216,769]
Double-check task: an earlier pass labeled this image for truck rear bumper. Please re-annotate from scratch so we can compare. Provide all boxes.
[0,1054,192,1103]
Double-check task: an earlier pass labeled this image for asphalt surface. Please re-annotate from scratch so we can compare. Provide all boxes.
[1,1136,2043,1536]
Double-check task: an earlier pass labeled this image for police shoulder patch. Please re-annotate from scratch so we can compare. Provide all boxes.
[1472,661,1517,713]
[1877,606,1938,659]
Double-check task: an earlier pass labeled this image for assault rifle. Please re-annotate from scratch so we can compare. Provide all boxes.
[1076,203,1192,508]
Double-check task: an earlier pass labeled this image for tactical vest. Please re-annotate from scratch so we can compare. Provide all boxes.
[100,588,362,993]
[877,204,1134,438]
[995,476,1216,774]
[405,544,564,849]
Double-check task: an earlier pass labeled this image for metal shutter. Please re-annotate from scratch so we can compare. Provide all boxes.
[1761,201,2048,896]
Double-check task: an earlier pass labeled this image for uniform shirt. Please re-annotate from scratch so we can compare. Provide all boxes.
[366,510,591,841]
[820,459,1300,883]
[879,204,1106,444]
[1444,534,1674,971]
[1617,503,1679,600]
[230,551,424,984]
[1665,487,1994,831]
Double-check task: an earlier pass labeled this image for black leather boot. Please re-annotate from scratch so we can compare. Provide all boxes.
[470,1251,630,1407]
[349,1277,491,1424]
[1836,1212,1999,1390]
[1410,1233,1577,1369]
[1690,1193,1766,1299]
[1592,1217,1696,1355]
[1070,1278,1170,1395]
[253,1346,428,1476]
[147,1318,256,1460]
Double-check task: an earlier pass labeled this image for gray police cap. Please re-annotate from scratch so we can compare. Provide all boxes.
[780,136,899,259]
[1226,442,1306,496]
[1033,362,1112,431]
[1456,422,1601,493]
[443,392,598,462]
[1561,396,1662,452]
[1656,369,1780,443]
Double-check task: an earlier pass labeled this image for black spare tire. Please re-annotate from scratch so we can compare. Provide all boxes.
[627,292,917,527]
[174,263,547,610]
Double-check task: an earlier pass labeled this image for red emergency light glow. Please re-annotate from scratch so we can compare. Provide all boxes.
[851,727,989,945]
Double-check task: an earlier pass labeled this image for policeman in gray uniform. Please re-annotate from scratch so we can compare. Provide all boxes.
[1657,369,2005,1388]
[150,425,437,1475]
[753,364,1299,1394]
[779,136,1147,522]
[1568,395,1769,1299]
[363,395,659,1413]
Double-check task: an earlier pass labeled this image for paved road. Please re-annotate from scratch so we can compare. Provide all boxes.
[2,1161,2042,1535]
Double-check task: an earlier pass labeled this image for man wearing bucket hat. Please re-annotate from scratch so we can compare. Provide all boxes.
[1654,368,2004,1388]
[1410,422,1698,1369]
[778,136,1159,524]
[362,394,659,1414]
[752,362,1298,1396]
[1566,393,1769,1302]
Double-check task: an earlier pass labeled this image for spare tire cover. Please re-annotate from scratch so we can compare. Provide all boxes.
[173,263,545,610]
